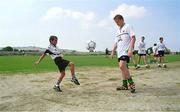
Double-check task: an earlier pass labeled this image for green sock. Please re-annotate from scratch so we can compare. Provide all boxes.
[123,80,128,87]
[134,64,137,67]
[126,64,129,69]
[127,77,134,84]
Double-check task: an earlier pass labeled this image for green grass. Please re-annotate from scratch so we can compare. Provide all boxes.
[0,54,180,74]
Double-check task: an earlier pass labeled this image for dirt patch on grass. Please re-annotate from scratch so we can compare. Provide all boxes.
[0,62,180,111]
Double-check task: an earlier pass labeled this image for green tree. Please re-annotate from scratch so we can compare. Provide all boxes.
[2,46,13,51]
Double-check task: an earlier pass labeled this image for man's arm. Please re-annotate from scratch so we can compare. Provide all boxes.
[35,53,46,64]
[128,36,136,57]
[111,43,117,58]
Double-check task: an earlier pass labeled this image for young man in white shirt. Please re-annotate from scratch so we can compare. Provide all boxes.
[35,35,80,92]
[152,43,158,63]
[136,36,150,69]
[156,37,168,68]
[111,15,136,93]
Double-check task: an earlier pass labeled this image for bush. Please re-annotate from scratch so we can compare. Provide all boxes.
[2,46,13,51]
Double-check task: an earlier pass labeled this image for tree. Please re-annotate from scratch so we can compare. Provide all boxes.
[2,46,13,51]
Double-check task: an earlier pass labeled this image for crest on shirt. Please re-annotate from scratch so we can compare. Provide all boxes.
[118,37,122,42]
[117,35,122,42]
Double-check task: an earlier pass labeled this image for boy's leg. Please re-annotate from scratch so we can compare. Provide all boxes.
[154,55,157,63]
[136,55,141,69]
[68,62,75,77]
[161,57,164,64]
[143,55,150,68]
[132,55,137,67]
[57,71,65,85]
[162,56,167,68]
[142,55,146,64]
[128,77,136,93]
[117,60,135,93]
[54,71,65,92]
[119,60,130,79]
[138,55,141,65]
[68,62,80,85]
[160,57,162,63]
[157,54,162,67]
[123,63,135,93]
[117,60,128,90]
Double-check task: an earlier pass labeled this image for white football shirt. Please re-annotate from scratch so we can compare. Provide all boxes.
[138,41,146,54]
[114,24,135,58]
[152,46,158,54]
[44,44,61,60]
[157,42,166,51]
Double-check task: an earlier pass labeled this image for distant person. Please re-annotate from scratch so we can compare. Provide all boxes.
[152,43,158,63]
[105,48,109,57]
[146,47,153,64]
[156,37,168,68]
[35,35,80,92]
[111,14,136,93]
[136,36,150,69]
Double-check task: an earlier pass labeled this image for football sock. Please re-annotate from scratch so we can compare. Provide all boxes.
[56,80,61,86]
[123,80,128,87]
[72,74,76,79]
[128,77,134,84]
[126,64,129,69]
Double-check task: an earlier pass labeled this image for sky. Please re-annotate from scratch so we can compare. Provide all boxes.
[0,0,180,52]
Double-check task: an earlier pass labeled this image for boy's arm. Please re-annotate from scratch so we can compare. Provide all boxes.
[165,44,168,51]
[128,36,136,57]
[35,53,46,64]
[111,43,117,58]
[137,42,141,50]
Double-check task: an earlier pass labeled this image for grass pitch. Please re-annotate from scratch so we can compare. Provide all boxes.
[0,54,179,74]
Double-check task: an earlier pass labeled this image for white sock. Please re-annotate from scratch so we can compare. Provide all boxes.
[72,74,76,79]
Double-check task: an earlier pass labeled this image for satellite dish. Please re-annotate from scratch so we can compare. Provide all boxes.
[86,40,96,52]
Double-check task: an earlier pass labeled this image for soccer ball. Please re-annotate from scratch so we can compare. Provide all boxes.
[86,40,96,52]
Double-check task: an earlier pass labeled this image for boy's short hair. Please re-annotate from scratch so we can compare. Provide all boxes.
[159,37,163,40]
[154,43,157,46]
[49,35,58,42]
[142,36,145,39]
[113,14,124,20]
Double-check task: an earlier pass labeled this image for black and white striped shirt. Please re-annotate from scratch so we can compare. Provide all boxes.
[44,44,61,60]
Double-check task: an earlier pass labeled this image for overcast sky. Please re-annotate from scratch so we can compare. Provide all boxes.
[0,0,179,51]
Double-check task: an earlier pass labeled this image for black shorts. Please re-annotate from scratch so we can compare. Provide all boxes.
[158,51,165,57]
[138,54,146,56]
[154,54,159,57]
[133,51,136,55]
[54,57,70,72]
[118,55,130,63]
